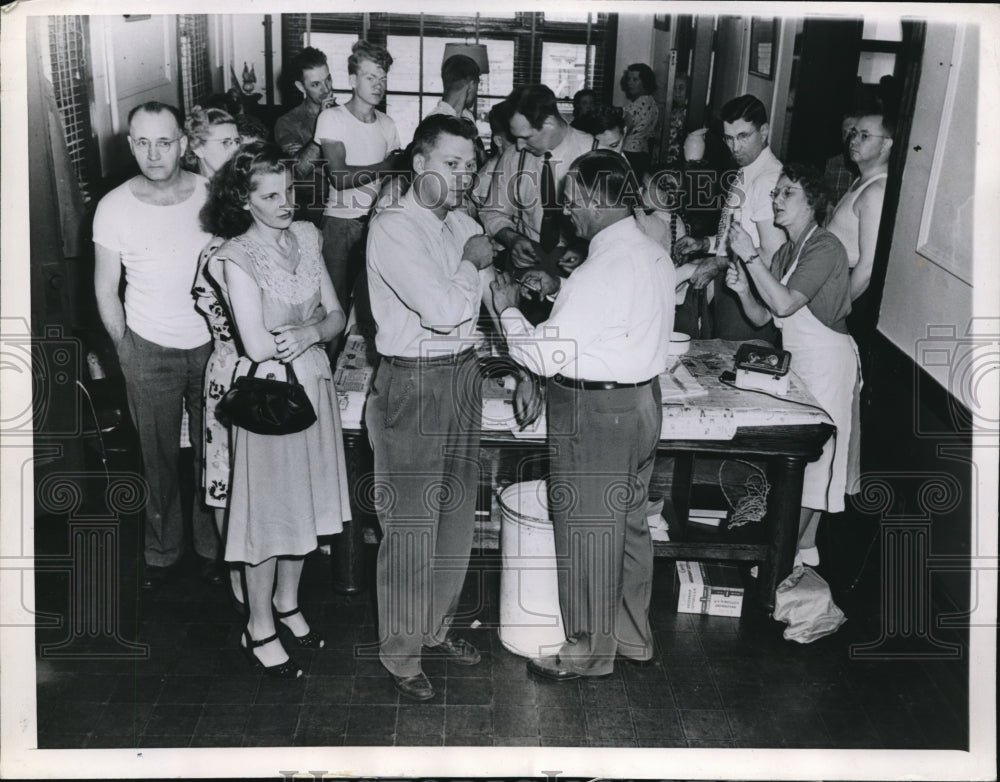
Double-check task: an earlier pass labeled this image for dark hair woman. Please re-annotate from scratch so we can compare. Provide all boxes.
[575,105,629,154]
[202,142,351,677]
[620,63,659,178]
[724,163,860,567]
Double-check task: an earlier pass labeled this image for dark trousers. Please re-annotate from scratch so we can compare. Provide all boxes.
[546,379,661,675]
[321,214,378,347]
[712,280,779,345]
[366,351,483,677]
[116,328,217,567]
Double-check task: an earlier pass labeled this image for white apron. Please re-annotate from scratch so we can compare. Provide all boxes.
[773,226,862,512]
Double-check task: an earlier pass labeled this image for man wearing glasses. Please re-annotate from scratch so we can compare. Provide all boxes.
[826,110,893,303]
[490,150,675,680]
[675,94,785,343]
[93,101,219,592]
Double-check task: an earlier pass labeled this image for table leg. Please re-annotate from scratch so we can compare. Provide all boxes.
[330,436,370,595]
[669,453,694,528]
[761,454,807,613]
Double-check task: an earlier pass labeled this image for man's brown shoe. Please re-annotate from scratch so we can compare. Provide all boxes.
[527,655,613,681]
[424,635,481,665]
[390,671,434,701]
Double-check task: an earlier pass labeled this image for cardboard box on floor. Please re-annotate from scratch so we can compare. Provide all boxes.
[675,561,745,617]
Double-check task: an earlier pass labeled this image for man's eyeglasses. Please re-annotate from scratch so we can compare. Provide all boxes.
[204,137,241,149]
[847,128,889,143]
[769,186,803,200]
[131,136,182,154]
[723,130,759,146]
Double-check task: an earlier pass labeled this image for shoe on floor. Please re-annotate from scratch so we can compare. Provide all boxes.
[794,546,820,568]
[527,655,609,681]
[391,671,434,701]
[423,635,481,665]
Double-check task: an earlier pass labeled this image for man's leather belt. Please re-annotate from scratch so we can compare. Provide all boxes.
[552,374,654,391]
[383,347,478,367]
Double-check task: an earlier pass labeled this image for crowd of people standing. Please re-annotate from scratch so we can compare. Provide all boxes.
[93,37,890,698]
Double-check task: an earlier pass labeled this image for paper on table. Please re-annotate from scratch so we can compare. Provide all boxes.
[659,360,708,402]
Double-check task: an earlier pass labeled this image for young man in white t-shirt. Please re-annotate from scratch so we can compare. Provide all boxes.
[315,40,402,340]
[92,101,220,591]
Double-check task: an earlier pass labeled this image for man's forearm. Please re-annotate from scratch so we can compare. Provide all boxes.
[95,291,127,345]
[327,159,398,191]
[495,227,522,250]
[292,142,322,178]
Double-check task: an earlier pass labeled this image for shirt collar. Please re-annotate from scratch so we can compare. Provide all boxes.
[548,123,581,160]
[742,144,779,179]
[588,215,640,255]
[432,100,458,117]
[401,187,459,232]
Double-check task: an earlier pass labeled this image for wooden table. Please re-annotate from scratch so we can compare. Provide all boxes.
[330,339,833,613]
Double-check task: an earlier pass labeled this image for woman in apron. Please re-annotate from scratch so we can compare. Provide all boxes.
[723,163,861,567]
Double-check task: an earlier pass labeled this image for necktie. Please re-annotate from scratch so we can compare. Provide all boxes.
[715,169,745,257]
[539,152,560,253]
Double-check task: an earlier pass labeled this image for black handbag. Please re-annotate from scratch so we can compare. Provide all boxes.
[217,361,316,435]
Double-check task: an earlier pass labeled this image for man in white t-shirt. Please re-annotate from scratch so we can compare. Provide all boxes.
[315,40,402,340]
[92,101,219,591]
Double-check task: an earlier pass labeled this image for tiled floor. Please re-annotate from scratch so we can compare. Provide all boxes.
[34,501,968,750]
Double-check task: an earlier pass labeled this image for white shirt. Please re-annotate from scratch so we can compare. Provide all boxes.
[367,190,490,358]
[427,99,477,124]
[501,217,675,382]
[479,125,595,243]
[314,105,401,219]
[709,144,783,253]
[92,176,212,349]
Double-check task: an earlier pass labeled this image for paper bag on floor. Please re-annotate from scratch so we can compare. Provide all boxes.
[773,565,846,643]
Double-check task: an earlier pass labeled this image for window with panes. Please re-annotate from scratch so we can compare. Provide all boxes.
[281,12,617,146]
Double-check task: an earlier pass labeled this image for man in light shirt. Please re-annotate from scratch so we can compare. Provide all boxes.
[491,150,675,680]
[428,54,480,124]
[92,102,220,591]
[315,40,402,332]
[428,54,486,167]
[826,109,892,302]
[480,84,596,274]
[366,114,498,702]
[676,94,784,343]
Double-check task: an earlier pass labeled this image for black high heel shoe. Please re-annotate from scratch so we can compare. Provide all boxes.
[273,605,325,649]
[240,629,303,678]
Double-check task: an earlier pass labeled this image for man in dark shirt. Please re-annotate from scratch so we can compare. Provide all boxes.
[274,46,338,223]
